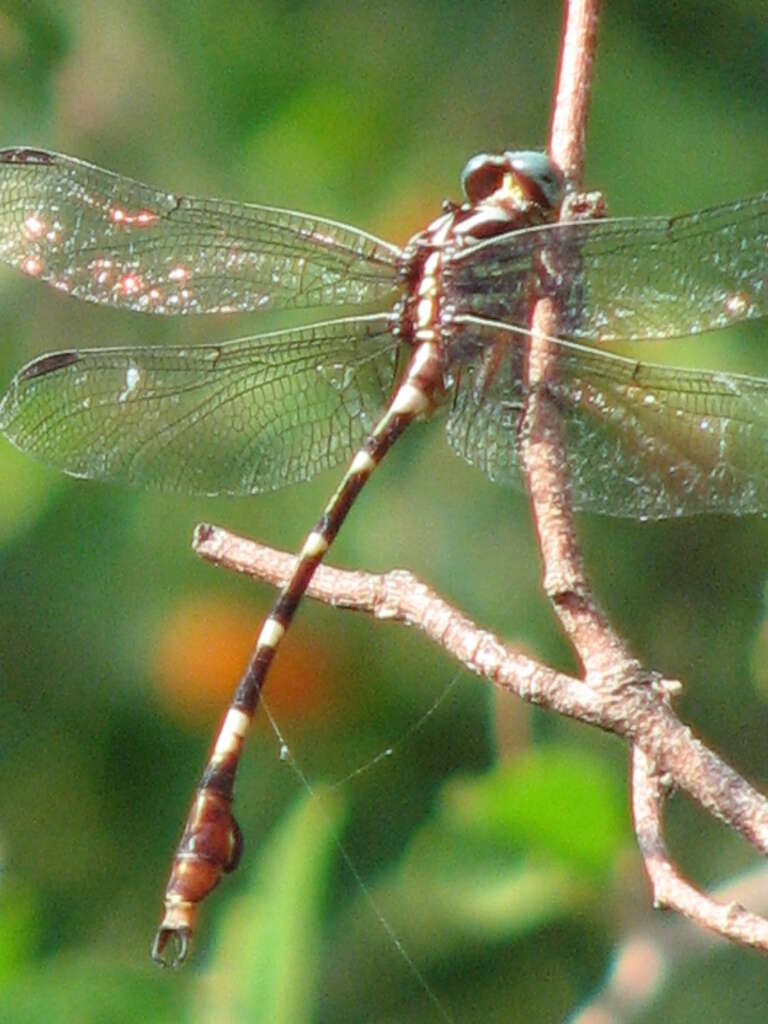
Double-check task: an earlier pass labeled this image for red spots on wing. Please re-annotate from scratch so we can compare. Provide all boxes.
[168,265,187,282]
[23,214,45,239]
[21,256,42,277]
[309,228,336,248]
[108,205,159,227]
[109,273,167,306]
[151,595,337,727]
[118,273,142,296]
[724,290,750,319]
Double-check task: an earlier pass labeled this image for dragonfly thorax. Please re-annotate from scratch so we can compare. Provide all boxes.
[393,153,565,400]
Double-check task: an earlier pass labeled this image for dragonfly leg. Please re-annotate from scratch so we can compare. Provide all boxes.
[152,340,441,967]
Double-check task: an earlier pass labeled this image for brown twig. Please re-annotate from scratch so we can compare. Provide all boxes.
[524,0,637,682]
[631,746,768,946]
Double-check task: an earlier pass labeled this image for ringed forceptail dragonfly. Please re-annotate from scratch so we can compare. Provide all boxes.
[0,146,767,963]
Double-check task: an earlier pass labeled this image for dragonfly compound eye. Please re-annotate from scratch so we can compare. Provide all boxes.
[504,150,565,210]
[460,153,508,203]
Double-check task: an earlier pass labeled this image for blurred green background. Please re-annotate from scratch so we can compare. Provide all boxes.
[0,0,767,1021]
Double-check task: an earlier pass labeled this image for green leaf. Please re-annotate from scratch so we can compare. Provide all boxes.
[0,881,39,982]
[0,446,63,547]
[442,744,630,876]
[328,757,600,982]
[0,956,182,1024]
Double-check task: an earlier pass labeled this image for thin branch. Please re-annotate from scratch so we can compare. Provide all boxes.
[549,0,602,183]
[631,746,768,946]
[524,0,637,683]
[194,524,603,724]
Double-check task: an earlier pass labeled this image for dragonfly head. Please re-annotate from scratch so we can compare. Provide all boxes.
[460,150,565,213]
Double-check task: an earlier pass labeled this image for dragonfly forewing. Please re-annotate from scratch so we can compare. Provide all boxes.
[451,195,768,341]
[0,314,399,494]
[0,148,401,316]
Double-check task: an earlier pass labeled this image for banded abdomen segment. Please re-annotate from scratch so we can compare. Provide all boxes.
[152,337,444,966]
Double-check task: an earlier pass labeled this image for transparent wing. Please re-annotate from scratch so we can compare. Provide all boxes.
[0,314,399,495]
[450,194,768,341]
[0,148,400,315]
[445,318,768,518]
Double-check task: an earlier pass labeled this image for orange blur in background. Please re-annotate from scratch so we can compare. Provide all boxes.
[152,594,338,727]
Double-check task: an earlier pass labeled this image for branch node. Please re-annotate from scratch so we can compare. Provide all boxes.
[650,673,684,700]
[560,188,606,219]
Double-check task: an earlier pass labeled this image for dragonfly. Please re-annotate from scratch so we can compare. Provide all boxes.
[0,146,767,966]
